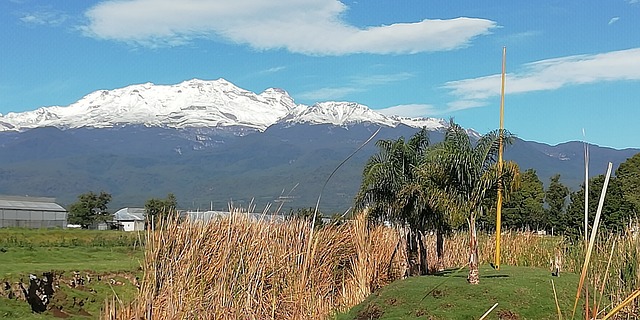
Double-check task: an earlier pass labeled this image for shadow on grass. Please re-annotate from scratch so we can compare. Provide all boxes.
[430,267,510,279]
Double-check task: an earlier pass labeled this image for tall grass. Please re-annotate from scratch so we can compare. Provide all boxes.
[422,231,564,271]
[102,209,640,319]
[561,230,640,318]
[104,210,404,319]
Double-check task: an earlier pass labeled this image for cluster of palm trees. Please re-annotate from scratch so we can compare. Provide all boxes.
[356,120,519,284]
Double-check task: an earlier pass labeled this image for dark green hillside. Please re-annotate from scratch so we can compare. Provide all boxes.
[0,125,637,212]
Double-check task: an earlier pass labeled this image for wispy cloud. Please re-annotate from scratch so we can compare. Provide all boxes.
[377,104,440,117]
[258,66,286,75]
[19,10,68,26]
[626,0,638,4]
[297,87,363,101]
[351,72,414,86]
[443,47,640,111]
[297,72,414,101]
[80,0,496,55]
[608,17,620,25]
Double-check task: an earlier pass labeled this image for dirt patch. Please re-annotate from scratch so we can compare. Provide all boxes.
[431,289,446,298]
[50,308,70,318]
[385,297,399,306]
[4,270,138,316]
[356,303,384,320]
[498,309,520,320]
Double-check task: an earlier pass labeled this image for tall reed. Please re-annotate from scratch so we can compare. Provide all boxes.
[422,230,564,272]
[103,210,404,319]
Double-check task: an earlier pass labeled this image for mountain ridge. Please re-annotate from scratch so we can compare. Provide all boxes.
[0,78,446,132]
[0,79,637,212]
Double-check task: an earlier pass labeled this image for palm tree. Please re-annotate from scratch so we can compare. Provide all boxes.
[356,128,433,275]
[424,121,519,284]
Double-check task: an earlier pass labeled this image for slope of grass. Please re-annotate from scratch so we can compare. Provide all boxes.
[336,265,584,320]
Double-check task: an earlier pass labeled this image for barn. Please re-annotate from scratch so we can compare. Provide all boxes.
[113,207,146,231]
[0,195,68,228]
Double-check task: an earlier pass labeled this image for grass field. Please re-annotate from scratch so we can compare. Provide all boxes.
[336,265,583,320]
[0,228,144,319]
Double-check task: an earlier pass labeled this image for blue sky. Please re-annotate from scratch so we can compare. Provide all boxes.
[1,0,639,149]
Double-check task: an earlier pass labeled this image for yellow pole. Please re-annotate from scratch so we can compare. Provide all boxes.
[494,46,506,270]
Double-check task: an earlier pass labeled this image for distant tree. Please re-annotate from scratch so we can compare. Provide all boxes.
[501,169,546,231]
[145,193,178,229]
[544,174,569,234]
[289,207,325,229]
[565,174,637,240]
[67,191,112,229]
[616,152,640,212]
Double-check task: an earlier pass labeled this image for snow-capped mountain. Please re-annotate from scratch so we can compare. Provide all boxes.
[0,79,446,132]
[283,102,397,126]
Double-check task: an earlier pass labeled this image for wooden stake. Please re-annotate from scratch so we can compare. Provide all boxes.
[494,46,506,270]
[572,162,613,319]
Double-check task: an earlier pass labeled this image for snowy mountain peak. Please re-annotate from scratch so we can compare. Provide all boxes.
[285,101,397,127]
[0,79,447,132]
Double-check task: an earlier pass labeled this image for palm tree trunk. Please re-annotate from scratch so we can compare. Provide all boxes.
[417,231,428,275]
[406,228,419,276]
[436,229,445,272]
[468,215,480,284]
[406,228,428,276]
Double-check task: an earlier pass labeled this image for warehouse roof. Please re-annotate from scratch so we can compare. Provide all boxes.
[114,207,146,221]
[0,196,66,212]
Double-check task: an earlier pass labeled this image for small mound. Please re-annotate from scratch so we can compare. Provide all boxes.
[337,265,583,320]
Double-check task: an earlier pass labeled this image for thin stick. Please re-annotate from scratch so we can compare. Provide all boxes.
[594,240,616,317]
[583,129,589,244]
[552,280,563,320]
[303,126,381,295]
[572,162,613,319]
[601,288,640,320]
[478,302,499,320]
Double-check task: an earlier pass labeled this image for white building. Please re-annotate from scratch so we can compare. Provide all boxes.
[113,207,145,231]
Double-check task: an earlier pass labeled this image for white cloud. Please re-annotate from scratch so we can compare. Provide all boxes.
[608,17,620,25]
[443,47,640,111]
[626,0,639,4]
[377,104,439,117]
[19,10,68,26]
[258,66,286,75]
[351,73,414,86]
[80,0,497,55]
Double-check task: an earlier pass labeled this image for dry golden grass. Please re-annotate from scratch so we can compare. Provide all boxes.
[422,230,564,272]
[562,230,640,319]
[103,210,404,319]
[103,207,640,319]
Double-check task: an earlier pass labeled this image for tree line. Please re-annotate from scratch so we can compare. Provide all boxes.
[480,153,639,239]
[67,192,177,229]
[356,120,640,284]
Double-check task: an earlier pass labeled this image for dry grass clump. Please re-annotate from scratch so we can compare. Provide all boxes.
[561,229,640,318]
[104,210,404,319]
[422,231,563,272]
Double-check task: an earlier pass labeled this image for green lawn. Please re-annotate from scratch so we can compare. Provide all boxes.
[0,228,144,319]
[336,265,587,320]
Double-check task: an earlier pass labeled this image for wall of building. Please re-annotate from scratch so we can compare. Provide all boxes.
[0,209,67,228]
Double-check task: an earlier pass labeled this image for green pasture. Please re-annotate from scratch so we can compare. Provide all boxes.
[0,228,144,319]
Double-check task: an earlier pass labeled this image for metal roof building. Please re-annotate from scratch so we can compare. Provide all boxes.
[0,195,68,228]
[113,207,146,231]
